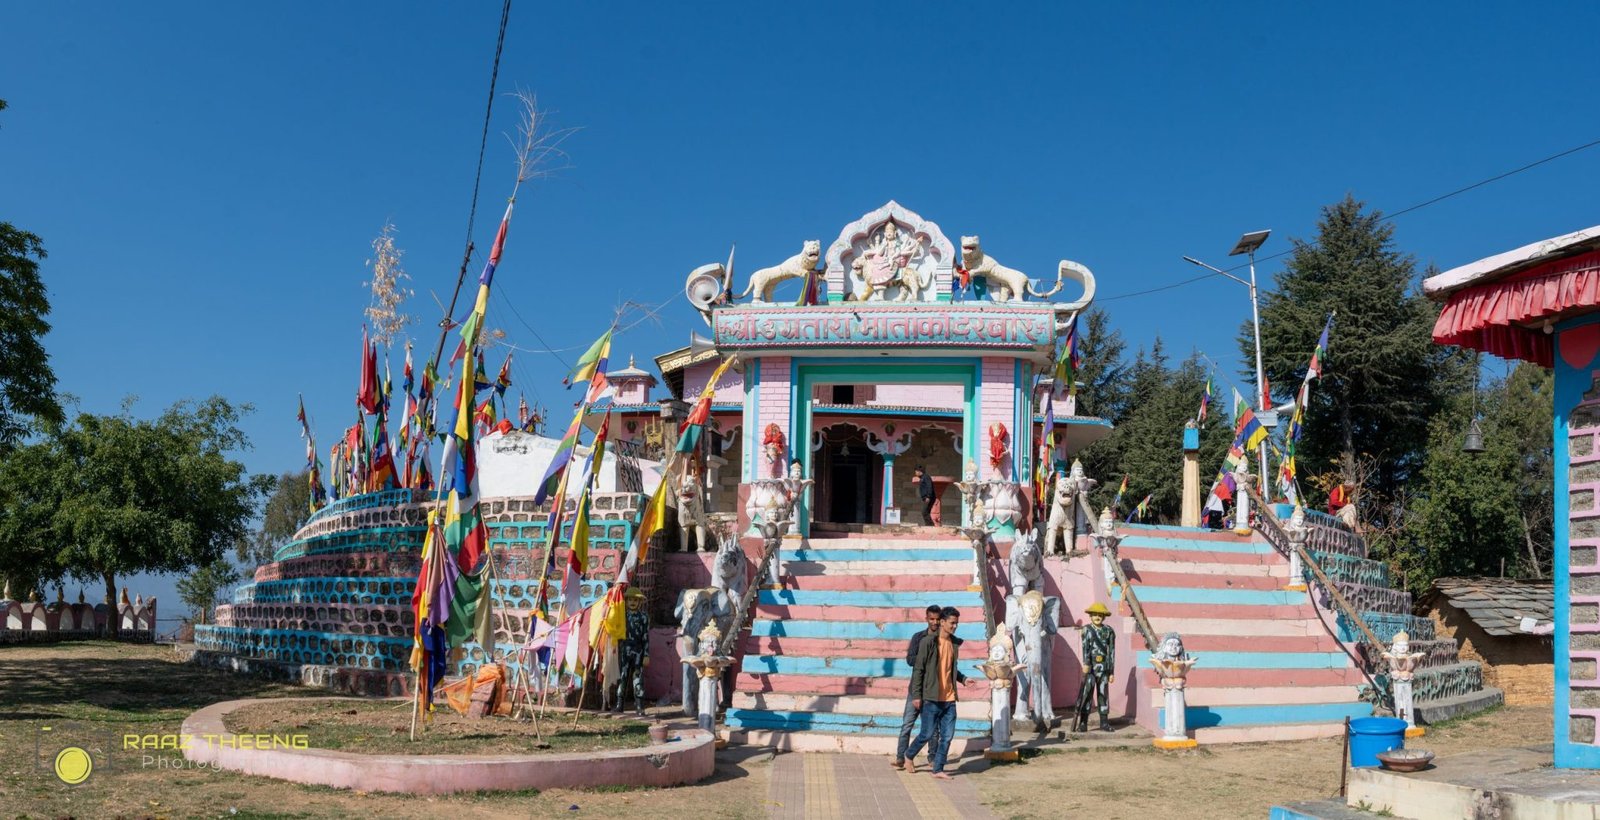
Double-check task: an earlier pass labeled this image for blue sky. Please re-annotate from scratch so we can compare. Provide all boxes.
[5,2,1599,609]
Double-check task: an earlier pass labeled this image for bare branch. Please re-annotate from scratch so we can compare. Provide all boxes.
[505,89,579,187]
[364,222,414,346]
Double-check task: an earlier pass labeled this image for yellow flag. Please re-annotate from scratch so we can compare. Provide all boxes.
[636,479,670,564]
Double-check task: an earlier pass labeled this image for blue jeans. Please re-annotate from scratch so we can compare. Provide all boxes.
[903,701,958,773]
[895,693,943,763]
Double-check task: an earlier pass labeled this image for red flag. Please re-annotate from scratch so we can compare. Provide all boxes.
[358,327,380,414]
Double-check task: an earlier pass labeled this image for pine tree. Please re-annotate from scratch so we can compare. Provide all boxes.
[1244,195,1465,513]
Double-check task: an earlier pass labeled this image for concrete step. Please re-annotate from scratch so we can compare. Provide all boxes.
[758,589,981,608]
[798,536,970,550]
[1136,616,1331,638]
[743,635,988,659]
[782,547,972,562]
[1134,648,1352,669]
[776,574,974,591]
[1170,700,1372,731]
[1117,546,1286,567]
[1125,558,1287,579]
[750,619,986,642]
[1193,720,1354,744]
[1415,686,1505,725]
[1117,534,1272,554]
[731,692,988,720]
[724,707,988,736]
[1130,633,1349,653]
[1270,800,1377,820]
[727,728,991,756]
[783,560,973,576]
[735,672,989,699]
[1122,570,1290,591]
[1148,684,1362,709]
[740,653,984,679]
[1137,601,1318,620]
[1139,667,1367,688]
[1127,586,1310,606]
[753,603,985,621]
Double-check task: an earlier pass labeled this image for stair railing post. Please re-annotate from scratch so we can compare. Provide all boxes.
[1285,505,1308,592]
[1091,506,1158,652]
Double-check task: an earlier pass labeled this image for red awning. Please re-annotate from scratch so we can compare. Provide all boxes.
[1432,249,1600,367]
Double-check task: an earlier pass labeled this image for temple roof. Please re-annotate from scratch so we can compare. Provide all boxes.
[1422,576,1554,637]
[1424,225,1600,298]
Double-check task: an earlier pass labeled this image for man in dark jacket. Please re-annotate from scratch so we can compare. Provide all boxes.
[914,466,935,525]
[903,606,968,779]
[892,605,944,770]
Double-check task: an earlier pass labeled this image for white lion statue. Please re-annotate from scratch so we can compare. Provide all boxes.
[1009,530,1043,597]
[737,240,821,303]
[960,236,1064,303]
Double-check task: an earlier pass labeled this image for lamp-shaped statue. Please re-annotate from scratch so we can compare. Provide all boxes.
[1149,632,1199,749]
[1382,630,1427,738]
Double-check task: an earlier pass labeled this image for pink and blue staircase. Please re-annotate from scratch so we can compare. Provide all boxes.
[1118,519,1500,743]
[726,531,994,754]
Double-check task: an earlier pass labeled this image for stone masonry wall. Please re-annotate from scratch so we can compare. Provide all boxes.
[1568,420,1600,743]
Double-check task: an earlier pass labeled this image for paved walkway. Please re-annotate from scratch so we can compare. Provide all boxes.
[767,753,995,819]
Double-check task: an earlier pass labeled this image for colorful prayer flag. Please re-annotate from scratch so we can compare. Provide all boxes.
[1306,313,1334,381]
[1197,372,1214,425]
[1055,313,1083,392]
[566,330,613,389]
[677,357,736,454]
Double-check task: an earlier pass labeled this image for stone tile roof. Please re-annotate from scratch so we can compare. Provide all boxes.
[1426,577,1554,637]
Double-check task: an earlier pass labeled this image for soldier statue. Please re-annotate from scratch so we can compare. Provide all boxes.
[1074,601,1116,732]
[612,587,651,716]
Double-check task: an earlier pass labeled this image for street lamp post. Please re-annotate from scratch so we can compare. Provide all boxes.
[1183,230,1272,491]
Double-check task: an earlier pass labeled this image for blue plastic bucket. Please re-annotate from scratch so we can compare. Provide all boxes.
[1348,717,1407,767]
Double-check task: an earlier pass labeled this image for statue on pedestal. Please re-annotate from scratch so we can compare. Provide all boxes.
[678,468,710,553]
[682,623,735,734]
[1074,601,1116,732]
[980,630,1027,756]
[1045,460,1097,554]
[673,588,729,716]
[1382,630,1425,733]
[1006,589,1061,730]
[1008,530,1043,597]
[1149,632,1199,746]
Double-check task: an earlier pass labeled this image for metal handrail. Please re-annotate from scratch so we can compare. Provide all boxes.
[717,521,788,657]
[964,527,1000,639]
[1241,483,1395,656]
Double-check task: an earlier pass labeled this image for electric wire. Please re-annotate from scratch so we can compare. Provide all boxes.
[1099,135,1600,302]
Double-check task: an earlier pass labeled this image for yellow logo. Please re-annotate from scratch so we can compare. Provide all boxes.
[53,746,93,785]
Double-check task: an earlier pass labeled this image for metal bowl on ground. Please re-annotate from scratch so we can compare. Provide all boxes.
[1376,748,1434,772]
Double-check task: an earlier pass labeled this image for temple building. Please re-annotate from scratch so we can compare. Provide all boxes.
[194,201,1498,752]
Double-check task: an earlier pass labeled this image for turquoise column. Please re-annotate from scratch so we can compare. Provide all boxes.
[881,453,897,524]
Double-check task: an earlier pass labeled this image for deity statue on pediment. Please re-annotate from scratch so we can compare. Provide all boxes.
[859,220,927,302]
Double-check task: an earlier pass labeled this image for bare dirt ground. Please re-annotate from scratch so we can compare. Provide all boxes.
[224,698,650,756]
[970,704,1544,820]
[0,642,1543,819]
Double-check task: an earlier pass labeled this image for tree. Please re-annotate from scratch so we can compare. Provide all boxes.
[1068,308,1132,421]
[241,470,311,566]
[44,397,264,635]
[177,559,240,625]
[0,99,65,455]
[1093,352,1232,522]
[0,436,66,599]
[1402,362,1554,593]
[1245,195,1466,516]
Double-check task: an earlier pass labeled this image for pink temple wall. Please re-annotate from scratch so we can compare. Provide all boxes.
[979,357,1017,480]
[683,360,745,404]
[867,383,964,410]
[611,379,653,405]
[752,357,792,479]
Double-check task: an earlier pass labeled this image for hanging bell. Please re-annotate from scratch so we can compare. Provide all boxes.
[1462,418,1486,454]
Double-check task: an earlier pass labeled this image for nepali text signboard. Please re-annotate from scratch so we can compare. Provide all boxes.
[712,304,1058,354]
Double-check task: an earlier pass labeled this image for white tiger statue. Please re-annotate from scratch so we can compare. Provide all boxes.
[736,240,821,303]
[960,236,1065,303]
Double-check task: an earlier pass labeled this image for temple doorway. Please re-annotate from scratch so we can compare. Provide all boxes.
[814,425,880,526]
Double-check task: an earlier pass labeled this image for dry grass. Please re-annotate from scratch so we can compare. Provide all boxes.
[223,698,650,756]
[0,642,767,819]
